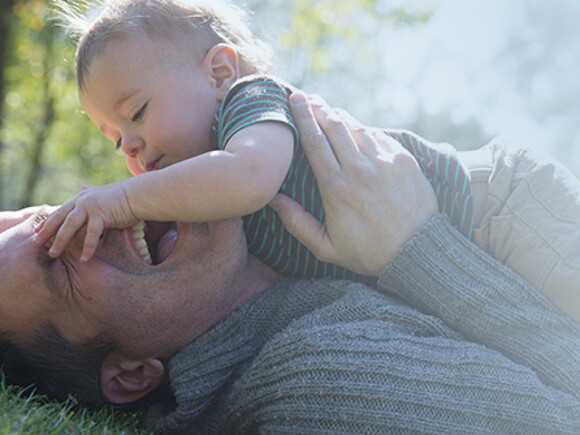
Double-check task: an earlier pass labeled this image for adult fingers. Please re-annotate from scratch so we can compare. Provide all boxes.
[334,108,404,158]
[289,92,340,178]
[334,107,364,130]
[308,98,361,167]
[269,194,333,262]
[335,108,384,157]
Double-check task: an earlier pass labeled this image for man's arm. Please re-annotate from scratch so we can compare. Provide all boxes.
[0,205,48,233]
[381,213,580,397]
[279,92,580,396]
[261,93,580,432]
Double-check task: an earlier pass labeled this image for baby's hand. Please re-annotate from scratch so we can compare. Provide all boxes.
[32,182,138,262]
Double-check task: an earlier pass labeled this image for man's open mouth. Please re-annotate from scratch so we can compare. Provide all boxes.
[130,220,177,265]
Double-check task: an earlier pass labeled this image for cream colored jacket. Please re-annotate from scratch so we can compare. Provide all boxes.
[462,140,580,321]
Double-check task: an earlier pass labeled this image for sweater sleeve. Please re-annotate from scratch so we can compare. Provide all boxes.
[224,278,580,433]
[379,213,580,399]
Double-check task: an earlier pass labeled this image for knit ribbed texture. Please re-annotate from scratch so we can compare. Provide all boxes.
[381,214,580,397]
[146,215,580,434]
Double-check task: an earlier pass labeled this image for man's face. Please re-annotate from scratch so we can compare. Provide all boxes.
[0,208,249,359]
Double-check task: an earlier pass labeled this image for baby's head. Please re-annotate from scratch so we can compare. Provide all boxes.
[63,0,273,91]
[58,0,274,174]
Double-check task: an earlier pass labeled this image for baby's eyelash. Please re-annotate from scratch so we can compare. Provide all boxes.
[132,102,148,122]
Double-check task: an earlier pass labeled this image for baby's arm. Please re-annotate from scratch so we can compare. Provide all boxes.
[34,121,293,261]
[124,121,294,222]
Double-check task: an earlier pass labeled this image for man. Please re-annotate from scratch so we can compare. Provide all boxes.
[2,96,580,433]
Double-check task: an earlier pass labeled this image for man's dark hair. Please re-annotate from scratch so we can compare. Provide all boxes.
[0,324,114,408]
[0,325,171,412]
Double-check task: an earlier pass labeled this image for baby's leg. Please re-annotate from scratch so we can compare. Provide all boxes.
[462,141,580,321]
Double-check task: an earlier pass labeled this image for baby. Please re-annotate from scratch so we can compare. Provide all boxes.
[35,0,580,322]
[34,0,472,282]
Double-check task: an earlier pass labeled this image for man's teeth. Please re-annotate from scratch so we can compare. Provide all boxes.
[131,221,152,264]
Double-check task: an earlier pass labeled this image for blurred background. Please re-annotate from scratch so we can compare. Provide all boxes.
[1,0,579,209]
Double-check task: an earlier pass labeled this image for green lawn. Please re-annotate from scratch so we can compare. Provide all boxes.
[0,374,148,434]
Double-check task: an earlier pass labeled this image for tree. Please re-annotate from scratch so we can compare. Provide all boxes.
[0,0,17,207]
[19,19,55,208]
[0,0,436,210]
[1,0,127,209]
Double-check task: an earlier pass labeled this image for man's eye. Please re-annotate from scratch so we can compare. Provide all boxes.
[132,102,148,122]
[45,255,74,296]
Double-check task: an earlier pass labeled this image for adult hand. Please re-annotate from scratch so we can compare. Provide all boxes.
[269,93,438,276]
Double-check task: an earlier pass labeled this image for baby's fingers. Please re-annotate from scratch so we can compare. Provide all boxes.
[32,204,74,249]
[80,219,105,263]
[47,209,88,258]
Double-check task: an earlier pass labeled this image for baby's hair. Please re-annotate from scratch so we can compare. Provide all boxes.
[54,0,274,89]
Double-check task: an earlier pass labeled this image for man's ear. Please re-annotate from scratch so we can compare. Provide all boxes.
[100,352,165,404]
[203,43,240,100]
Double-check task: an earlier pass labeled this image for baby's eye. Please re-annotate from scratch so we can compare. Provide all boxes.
[115,138,122,151]
[132,102,148,122]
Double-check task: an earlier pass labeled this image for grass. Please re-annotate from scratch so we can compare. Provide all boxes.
[0,373,149,434]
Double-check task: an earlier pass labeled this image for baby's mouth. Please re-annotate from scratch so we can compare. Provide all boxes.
[130,220,177,265]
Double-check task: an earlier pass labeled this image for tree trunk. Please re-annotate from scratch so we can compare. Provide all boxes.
[20,24,55,208]
[0,0,16,209]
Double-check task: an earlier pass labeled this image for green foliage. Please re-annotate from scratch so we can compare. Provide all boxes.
[0,0,434,210]
[279,0,431,75]
[2,0,128,210]
[0,373,147,434]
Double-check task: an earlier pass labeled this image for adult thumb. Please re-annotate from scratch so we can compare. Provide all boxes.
[269,194,329,260]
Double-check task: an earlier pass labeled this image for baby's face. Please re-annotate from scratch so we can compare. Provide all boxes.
[79,34,223,174]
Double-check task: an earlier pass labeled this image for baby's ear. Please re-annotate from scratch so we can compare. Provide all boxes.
[203,43,240,99]
[100,351,165,404]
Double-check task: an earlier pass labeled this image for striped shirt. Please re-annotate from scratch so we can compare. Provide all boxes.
[213,74,473,281]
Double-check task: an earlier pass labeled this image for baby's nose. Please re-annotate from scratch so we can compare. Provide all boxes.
[120,135,144,158]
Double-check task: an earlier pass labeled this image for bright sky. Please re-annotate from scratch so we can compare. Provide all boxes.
[259,0,579,171]
[372,0,580,172]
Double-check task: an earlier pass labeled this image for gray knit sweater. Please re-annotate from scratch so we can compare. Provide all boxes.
[146,215,580,434]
